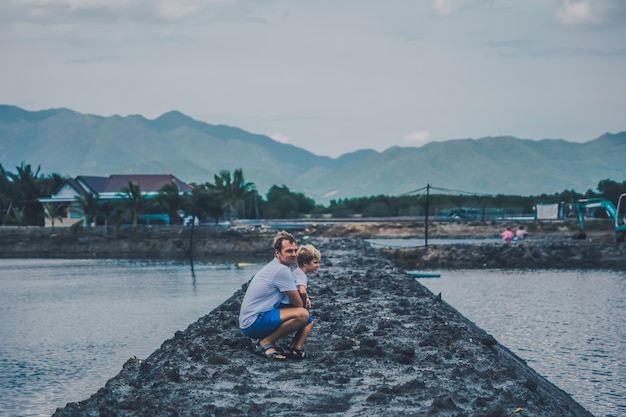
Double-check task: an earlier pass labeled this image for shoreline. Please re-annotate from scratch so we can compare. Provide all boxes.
[2,221,624,271]
[49,235,596,417]
[383,239,626,271]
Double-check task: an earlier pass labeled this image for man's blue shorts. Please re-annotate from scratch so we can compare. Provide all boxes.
[279,303,314,325]
[241,308,314,339]
[241,309,282,339]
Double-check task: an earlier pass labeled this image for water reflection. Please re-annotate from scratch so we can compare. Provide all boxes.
[0,258,261,417]
[2,259,622,417]
[416,269,626,417]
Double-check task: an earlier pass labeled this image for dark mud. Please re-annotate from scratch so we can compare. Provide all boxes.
[385,238,626,271]
[0,226,274,260]
[52,237,594,417]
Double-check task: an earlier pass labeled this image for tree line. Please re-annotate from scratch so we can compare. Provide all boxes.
[1,162,625,227]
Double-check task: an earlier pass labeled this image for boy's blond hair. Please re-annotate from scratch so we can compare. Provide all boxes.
[297,244,321,266]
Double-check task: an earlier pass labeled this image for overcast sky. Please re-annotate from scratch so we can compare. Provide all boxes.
[2,0,625,157]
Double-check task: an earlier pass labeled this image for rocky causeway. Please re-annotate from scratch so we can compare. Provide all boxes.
[3,220,623,416]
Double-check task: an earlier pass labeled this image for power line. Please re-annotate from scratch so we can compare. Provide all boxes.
[429,186,492,196]
[398,186,429,197]
[400,185,491,197]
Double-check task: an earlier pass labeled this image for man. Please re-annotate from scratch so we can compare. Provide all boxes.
[238,231,313,360]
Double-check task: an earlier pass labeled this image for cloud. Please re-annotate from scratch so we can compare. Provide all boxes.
[16,0,132,14]
[554,0,612,25]
[269,133,290,144]
[432,0,470,16]
[403,131,433,147]
[156,2,198,20]
[156,0,237,20]
[2,0,237,24]
[19,0,127,6]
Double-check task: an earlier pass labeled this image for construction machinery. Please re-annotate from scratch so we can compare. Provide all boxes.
[576,193,626,242]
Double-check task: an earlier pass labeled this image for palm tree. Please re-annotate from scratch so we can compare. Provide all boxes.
[211,168,255,219]
[205,187,226,224]
[180,185,211,260]
[0,164,12,224]
[39,173,66,199]
[183,184,223,225]
[74,192,100,227]
[155,183,185,225]
[8,162,42,225]
[1,200,12,226]
[0,165,12,226]
[9,206,26,226]
[230,168,256,217]
[118,182,150,227]
[43,202,65,227]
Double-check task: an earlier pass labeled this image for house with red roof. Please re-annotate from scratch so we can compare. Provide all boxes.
[39,174,192,227]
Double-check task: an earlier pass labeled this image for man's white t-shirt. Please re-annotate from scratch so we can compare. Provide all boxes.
[239,257,297,329]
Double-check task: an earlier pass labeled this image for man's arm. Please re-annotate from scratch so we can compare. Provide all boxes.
[284,290,304,307]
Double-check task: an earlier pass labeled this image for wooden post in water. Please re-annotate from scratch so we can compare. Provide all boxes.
[188,218,196,279]
[425,184,430,248]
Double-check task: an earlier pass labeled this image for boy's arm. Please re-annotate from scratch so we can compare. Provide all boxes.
[297,284,311,308]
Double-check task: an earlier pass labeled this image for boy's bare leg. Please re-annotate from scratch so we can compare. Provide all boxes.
[290,321,314,351]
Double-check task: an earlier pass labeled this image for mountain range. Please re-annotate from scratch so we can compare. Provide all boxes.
[1,104,624,204]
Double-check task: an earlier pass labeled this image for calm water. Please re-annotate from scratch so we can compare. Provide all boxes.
[417,269,625,417]
[1,259,623,417]
[0,258,261,417]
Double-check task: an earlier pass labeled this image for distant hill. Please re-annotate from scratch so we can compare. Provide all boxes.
[1,104,624,204]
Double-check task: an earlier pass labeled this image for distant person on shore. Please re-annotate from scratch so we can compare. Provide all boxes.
[238,231,313,360]
[278,244,320,359]
[501,226,514,243]
[515,225,528,241]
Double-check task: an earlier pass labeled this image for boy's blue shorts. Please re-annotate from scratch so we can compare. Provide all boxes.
[241,309,282,339]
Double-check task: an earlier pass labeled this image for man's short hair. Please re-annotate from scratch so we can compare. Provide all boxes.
[273,230,296,252]
[298,244,321,266]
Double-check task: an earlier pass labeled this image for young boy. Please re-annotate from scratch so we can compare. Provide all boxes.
[280,244,320,308]
[292,244,321,309]
[279,244,321,359]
